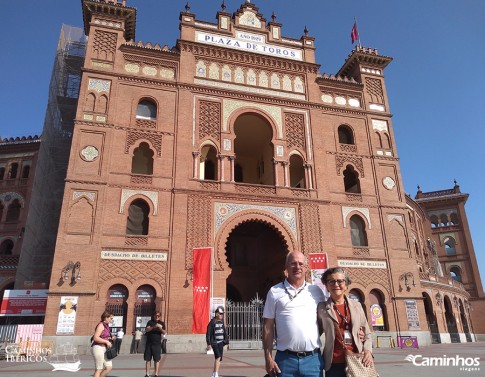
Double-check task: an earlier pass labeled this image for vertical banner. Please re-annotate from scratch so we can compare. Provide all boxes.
[309,253,329,297]
[192,247,212,333]
[56,296,78,335]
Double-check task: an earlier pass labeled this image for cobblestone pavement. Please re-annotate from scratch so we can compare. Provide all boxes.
[0,342,484,376]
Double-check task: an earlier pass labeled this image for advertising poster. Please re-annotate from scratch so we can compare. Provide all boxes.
[56,296,78,335]
[404,299,420,330]
[370,304,384,327]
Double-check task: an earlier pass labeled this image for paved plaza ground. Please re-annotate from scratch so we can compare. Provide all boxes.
[0,342,483,376]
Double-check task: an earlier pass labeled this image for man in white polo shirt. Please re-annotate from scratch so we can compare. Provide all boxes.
[263,251,326,377]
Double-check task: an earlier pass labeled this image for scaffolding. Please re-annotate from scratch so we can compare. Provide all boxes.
[16,25,87,288]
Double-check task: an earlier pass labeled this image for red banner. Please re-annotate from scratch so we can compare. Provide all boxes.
[192,247,212,333]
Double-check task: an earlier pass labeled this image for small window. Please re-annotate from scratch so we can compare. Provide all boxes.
[444,237,456,255]
[0,201,4,222]
[6,199,21,222]
[136,100,157,120]
[200,145,218,181]
[131,143,154,175]
[8,163,19,179]
[126,199,150,235]
[450,213,459,225]
[450,267,462,283]
[0,167,5,180]
[21,165,30,179]
[338,125,354,144]
[0,239,14,255]
[350,215,368,247]
[343,165,361,193]
[289,154,305,188]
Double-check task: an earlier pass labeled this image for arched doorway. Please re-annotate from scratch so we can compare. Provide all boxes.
[224,220,288,346]
[422,292,440,343]
[106,284,129,336]
[225,220,288,302]
[459,299,472,342]
[444,296,460,343]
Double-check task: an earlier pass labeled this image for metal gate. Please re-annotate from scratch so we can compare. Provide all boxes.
[226,295,264,349]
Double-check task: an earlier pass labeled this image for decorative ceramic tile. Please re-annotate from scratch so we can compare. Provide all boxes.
[215,202,297,238]
[80,146,99,162]
[88,79,111,93]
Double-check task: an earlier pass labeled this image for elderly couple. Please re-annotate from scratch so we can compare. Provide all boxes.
[263,251,374,377]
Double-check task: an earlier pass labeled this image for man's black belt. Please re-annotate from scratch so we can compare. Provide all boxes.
[282,348,320,358]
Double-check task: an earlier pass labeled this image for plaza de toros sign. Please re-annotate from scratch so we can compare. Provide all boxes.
[196,31,303,61]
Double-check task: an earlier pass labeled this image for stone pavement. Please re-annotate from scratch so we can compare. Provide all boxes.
[0,342,484,377]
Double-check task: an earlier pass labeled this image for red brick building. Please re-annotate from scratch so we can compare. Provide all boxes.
[0,135,41,319]
[39,0,483,351]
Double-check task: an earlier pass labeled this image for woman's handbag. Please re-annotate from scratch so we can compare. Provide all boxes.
[345,351,379,377]
[106,346,118,360]
[333,319,379,377]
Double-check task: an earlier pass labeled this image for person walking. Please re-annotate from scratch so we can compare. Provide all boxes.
[132,329,143,354]
[206,306,229,377]
[263,251,326,377]
[91,311,114,377]
[144,311,166,377]
[115,329,124,354]
[317,267,373,377]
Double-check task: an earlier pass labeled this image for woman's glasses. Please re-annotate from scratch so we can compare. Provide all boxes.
[327,279,346,286]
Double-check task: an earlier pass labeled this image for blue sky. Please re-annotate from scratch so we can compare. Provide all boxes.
[1,0,484,288]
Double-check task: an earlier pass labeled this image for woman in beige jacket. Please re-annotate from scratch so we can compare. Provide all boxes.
[317,267,373,377]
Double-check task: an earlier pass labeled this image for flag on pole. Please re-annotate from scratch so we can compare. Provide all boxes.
[192,247,212,333]
[351,21,359,44]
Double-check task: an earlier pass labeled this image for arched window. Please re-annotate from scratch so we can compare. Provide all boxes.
[0,239,14,255]
[233,113,274,185]
[450,267,462,283]
[444,237,456,255]
[8,163,18,179]
[338,125,354,144]
[136,100,157,120]
[430,215,439,228]
[21,165,30,179]
[349,215,368,247]
[0,167,5,180]
[200,145,218,180]
[6,200,21,222]
[289,154,305,188]
[450,213,459,225]
[131,142,154,175]
[343,165,361,193]
[440,214,449,226]
[126,199,150,235]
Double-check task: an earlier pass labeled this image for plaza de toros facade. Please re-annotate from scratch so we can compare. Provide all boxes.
[40,0,484,351]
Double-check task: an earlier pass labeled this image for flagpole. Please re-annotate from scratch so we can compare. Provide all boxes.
[354,16,362,48]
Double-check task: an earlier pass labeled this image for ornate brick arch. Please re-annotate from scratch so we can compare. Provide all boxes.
[214,210,297,271]
[225,104,282,139]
